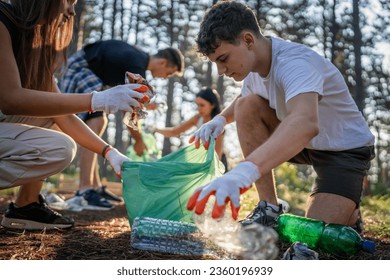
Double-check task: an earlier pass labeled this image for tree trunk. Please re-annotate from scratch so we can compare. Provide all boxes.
[330,0,338,64]
[100,1,108,39]
[217,76,225,105]
[320,0,328,58]
[162,78,175,155]
[111,0,118,38]
[162,0,176,155]
[353,0,364,112]
[206,62,212,88]
[68,0,86,54]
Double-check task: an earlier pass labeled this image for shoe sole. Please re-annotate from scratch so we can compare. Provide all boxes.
[1,217,73,230]
[105,198,123,203]
[105,200,124,205]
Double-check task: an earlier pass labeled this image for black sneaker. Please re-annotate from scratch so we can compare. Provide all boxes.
[76,189,114,211]
[96,185,123,203]
[1,195,74,230]
[239,200,284,227]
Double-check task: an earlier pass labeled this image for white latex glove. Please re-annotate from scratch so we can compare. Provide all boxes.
[189,115,226,149]
[105,148,131,177]
[91,84,147,114]
[187,161,261,220]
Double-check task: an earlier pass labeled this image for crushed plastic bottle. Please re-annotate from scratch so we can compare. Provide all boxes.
[131,217,204,256]
[193,197,279,260]
[130,216,231,258]
[282,242,319,260]
[123,72,155,130]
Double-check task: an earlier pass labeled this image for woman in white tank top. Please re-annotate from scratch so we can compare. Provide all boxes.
[155,88,227,165]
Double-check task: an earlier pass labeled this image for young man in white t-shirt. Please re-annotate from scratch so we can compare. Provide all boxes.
[187,1,375,231]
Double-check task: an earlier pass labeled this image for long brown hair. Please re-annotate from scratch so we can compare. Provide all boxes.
[0,0,73,91]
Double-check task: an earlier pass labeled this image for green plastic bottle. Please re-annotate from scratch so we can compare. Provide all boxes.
[275,214,375,256]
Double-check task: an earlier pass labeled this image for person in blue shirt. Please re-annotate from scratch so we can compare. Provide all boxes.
[58,40,184,210]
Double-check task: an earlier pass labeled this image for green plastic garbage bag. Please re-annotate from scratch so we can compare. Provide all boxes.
[122,139,225,226]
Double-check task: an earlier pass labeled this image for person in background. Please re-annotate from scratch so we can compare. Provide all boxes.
[0,0,144,230]
[187,1,374,232]
[154,87,227,169]
[58,40,184,210]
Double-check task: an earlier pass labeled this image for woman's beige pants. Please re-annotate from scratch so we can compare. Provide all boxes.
[0,116,76,189]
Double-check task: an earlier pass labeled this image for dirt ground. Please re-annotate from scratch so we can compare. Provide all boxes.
[0,182,389,260]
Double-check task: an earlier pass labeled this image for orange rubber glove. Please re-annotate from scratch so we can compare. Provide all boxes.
[187,161,261,220]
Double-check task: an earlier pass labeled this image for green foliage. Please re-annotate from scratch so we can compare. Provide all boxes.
[361,194,390,238]
[240,163,313,219]
[45,174,60,187]
[0,187,19,197]
[274,163,314,192]
[370,182,390,196]
[274,163,314,216]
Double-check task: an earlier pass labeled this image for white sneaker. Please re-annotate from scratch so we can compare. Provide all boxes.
[65,196,88,212]
[45,193,69,211]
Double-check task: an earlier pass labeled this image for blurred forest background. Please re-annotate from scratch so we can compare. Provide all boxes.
[59,0,389,196]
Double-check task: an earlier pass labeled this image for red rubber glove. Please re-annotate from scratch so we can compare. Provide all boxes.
[187,161,261,220]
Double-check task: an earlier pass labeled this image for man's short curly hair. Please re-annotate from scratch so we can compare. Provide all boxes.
[196,1,262,56]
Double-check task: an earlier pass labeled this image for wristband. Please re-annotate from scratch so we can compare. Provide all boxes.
[102,144,112,158]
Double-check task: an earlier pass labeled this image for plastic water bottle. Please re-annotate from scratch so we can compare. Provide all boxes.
[193,198,279,260]
[131,217,205,256]
[275,214,375,256]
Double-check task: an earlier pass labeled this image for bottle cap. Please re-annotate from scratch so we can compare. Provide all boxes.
[361,240,375,253]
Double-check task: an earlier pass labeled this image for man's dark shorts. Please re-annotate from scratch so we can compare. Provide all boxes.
[288,146,375,206]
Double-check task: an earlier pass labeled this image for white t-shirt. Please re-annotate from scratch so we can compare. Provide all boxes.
[242,37,374,151]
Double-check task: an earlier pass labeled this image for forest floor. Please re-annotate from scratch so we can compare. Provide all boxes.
[0,181,389,260]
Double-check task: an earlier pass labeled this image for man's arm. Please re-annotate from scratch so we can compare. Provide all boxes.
[219,94,239,123]
[128,125,147,156]
[246,92,320,175]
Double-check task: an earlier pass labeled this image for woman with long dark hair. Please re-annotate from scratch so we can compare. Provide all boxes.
[0,0,144,230]
[155,88,226,164]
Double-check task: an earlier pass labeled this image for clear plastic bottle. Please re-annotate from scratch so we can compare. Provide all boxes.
[276,214,375,256]
[193,198,279,260]
[131,217,205,256]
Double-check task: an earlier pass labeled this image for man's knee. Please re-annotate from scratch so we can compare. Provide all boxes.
[306,193,356,225]
[236,94,264,110]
